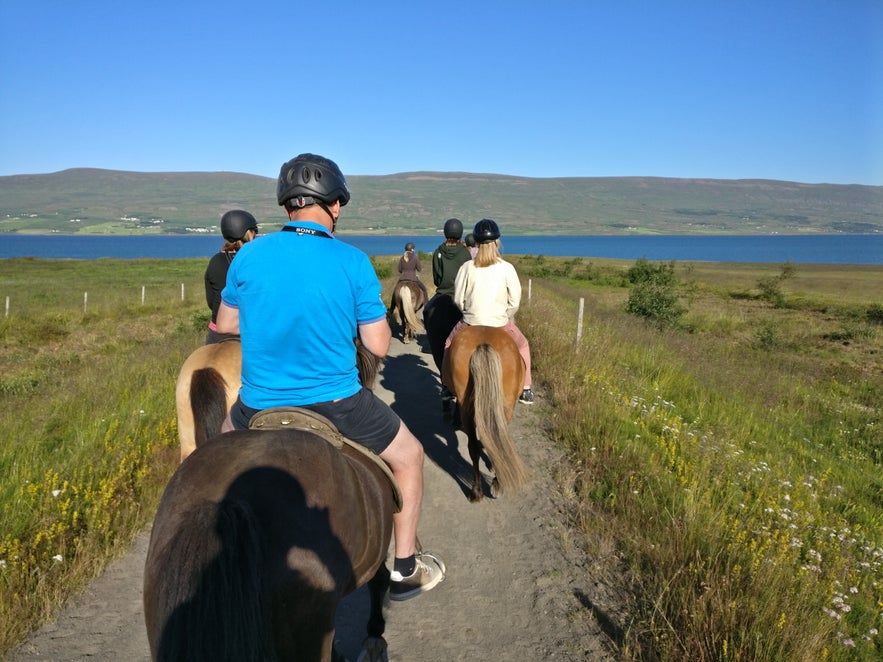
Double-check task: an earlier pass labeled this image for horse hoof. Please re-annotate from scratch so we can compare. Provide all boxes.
[357,636,389,662]
[490,479,500,499]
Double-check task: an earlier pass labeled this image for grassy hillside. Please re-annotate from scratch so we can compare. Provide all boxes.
[1,169,881,236]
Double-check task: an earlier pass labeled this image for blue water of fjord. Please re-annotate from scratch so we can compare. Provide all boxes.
[1,234,880,264]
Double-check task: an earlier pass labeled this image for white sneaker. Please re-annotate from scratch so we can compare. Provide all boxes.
[389,553,445,601]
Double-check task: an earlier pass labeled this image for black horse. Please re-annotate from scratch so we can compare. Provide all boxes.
[423,293,462,374]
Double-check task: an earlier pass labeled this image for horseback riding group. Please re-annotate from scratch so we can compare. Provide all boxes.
[145,153,535,662]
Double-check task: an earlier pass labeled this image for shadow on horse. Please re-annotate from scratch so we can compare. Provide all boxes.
[441,325,530,502]
[388,281,426,344]
[148,342,392,661]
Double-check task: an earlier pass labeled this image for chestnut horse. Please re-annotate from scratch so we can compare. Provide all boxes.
[441,325,530,502]
[389,281,426,344]
[151,342,392,661]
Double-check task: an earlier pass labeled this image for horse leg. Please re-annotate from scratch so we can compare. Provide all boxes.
[466,429,484,503]
[357,564,390,662]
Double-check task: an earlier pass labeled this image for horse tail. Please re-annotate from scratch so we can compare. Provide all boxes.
[401,286,425,334]
[469,344,529,493]
[150,498,275,662]
[190,367,228,448]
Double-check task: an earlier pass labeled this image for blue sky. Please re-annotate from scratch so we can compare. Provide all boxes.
[1,1,881,185]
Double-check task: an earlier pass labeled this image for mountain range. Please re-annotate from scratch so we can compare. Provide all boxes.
[1,168,880,235]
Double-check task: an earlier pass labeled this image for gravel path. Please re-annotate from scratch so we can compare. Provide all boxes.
[11,334,622,661]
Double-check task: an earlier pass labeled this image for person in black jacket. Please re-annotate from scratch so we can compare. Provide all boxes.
[203,209,258,343]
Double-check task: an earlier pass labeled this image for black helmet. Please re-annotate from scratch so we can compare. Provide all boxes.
[277,153,350,208]
[464,233,476,248]
[405,242,415,251]
[443,218,463,239]
[220,209,258,241]
[473,218,500,243]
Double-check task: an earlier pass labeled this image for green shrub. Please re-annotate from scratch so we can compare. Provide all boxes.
[867,303,883,325]
[624,259,685,327]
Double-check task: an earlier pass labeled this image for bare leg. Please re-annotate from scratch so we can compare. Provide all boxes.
[379,421,424,559]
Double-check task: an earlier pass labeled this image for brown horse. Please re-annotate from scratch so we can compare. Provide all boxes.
[441,325,530,502]
[389,281,426,344]
[154,343,392,661]
[143,427,398,662]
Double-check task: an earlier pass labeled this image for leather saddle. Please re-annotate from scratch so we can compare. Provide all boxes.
[249,406,403,512]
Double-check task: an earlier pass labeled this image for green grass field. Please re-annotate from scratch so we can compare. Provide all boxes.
[0,255,880,659]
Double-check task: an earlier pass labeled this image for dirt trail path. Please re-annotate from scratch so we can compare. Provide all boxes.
[10,335,622,661]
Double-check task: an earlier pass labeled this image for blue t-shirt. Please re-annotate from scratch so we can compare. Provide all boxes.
[221,221,386,408]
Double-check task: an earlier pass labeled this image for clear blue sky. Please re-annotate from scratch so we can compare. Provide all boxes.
[1,1,881,185]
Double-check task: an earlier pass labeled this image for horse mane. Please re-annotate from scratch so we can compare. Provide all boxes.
[355,340,382,390]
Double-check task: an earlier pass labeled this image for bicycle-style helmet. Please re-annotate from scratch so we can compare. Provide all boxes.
[473,218,500,243]
[277,153,350,209]
[443,218,463,239]
[220,209,258,241]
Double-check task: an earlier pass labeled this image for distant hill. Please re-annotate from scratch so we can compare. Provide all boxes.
[1,168,880,236]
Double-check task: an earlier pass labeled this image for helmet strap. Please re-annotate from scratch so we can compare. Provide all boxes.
[316,200,337,234]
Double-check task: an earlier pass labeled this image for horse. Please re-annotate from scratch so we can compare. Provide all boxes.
[441,325,530,502]
[143,425,399,662]
[389,281,426,344]
[423,293,462,374]
[153,342,393,661]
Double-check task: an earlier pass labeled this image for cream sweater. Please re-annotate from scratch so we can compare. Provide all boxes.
[452,259,521,326]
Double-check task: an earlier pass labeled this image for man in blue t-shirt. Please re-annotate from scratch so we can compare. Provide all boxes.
[216,153,444,601]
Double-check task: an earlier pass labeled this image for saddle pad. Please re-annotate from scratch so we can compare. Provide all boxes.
[249,407,403,512]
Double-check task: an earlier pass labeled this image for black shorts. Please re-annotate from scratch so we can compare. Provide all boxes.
[231,387,400,455]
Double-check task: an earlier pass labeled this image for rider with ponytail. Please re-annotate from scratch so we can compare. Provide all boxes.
[204,209,258,344]
[445,219,535,405]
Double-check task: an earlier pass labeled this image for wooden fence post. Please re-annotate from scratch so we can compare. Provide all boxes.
[575,297,585,352]
[181,283,185,302]
[83,292,88,314]
[141,286,146,305]
[5,295,9,318]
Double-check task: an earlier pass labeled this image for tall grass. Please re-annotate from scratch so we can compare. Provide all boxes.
[513,257,882,661]
[1,255,880,660]
[0,258,206,653]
